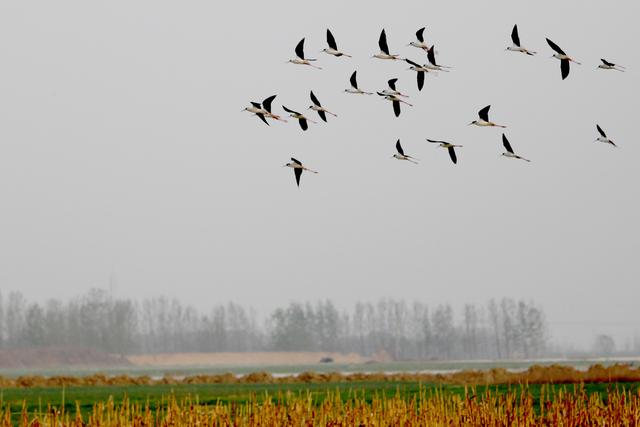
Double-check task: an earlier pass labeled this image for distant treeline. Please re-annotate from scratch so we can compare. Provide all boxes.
[0,289,547,360]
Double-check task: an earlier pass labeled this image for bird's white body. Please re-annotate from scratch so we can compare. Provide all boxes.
[289,58,322,69]
[408,64,431,73]
[310,105,337,116]
[345,88,372,95]
[322,48,351,57]
[596,136,617,147]
[502,152,530,162]
[244,106,266,115]
[598,64,625,71]
[381,94,412,106]
[373,52,400,60]
[286,163,318,173]
[287,112,315,123]
[379,89,409,98]
[409,41,430,50]
[553,53,580,64]
[393,154,417,163]
[471,119,505,128]
[507,45,536,55]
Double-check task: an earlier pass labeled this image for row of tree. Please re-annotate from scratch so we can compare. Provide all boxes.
[0,289,549,360]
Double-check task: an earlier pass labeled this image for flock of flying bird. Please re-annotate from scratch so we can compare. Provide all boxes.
[243,26,625,187]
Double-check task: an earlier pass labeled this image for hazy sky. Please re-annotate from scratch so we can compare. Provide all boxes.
[0,1,638,349]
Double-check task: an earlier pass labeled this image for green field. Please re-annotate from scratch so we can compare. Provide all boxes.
[2,381,639,417]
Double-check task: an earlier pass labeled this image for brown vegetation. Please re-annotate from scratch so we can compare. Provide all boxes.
[2,364,640,388]
[2,385,640,426]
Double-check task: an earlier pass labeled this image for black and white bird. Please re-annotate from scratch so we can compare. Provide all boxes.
[393,140,418,164]
[405,58,430,91]
[309,91,337,122]
[598,59,625,72]
[408,27,430,51]
[284,158,318,187]
[546,38,580,80]
[595,124,617,147]
[377,92,413,117]
[425,45,451,71]
[427,139,462,164]
[344,71,373,95]
[282,106,316,131]
[259,95,287,123]
[506,25,536,56]
[501,134,531,162]
[379,78,409,98]
[373,29,401,60]
[469,105,506,128]
[243,102,270,126]
[322,29,352,57]
[288,38,322,69]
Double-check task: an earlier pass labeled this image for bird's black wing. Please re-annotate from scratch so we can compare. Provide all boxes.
[326,29,338,50]
[295,38,305,59]
[417,71,425,91]
[250,102,262,108]
[388,78,398,90]
[427,45,436,65]
[416,27,425,43]
[560,58,570,80]
[601,58,615,67]
[596,124,607,138]
[291,157,302,165]
[502,134,514,154]
[478,105,491,122]
[282,105,299,115]
[427,139,448,144]
[294,168,302,187]
[310,90,322,107]
[396,140,404,155]
[262,95,276,113]
[546,38,566,55]
[393,100,401,117]
[256,113,269,126]
[379,29,390,54]
[317,110,327,122]
[448,146,457,164]
[349,71,359,89]
[511,25,521,47]
[405,58,421,67]
[299,118,308,131]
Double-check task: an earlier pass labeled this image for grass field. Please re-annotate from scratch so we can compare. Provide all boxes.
[1,382,640,425]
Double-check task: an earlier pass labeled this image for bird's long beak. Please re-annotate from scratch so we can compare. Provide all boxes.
[468,122,474,126]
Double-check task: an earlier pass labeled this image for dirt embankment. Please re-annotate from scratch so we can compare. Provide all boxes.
[0,347,129,369]
[126,352,372,366]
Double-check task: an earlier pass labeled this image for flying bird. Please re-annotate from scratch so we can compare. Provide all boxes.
[501,134,531,162]
[408,27,430,51]
[260,95,287,123]
[405,58,430,91]
[506,25,536,56]
[595,124,617,147]
[288,38,322,69]
[344,71,373,95]
[309,91,337,122]
[393,140,418,164]
[427,139,462,164]
[546,38,580,80]
[243,102,270,126]
[598,59,625,72]
[322,29,351,57]
[377,92,413,117]
[469,105,506,128]
[282,105,316,131]
[373,29,401,60]
[379,78,409,98]
[284,158,318,187]
[425,45,451,71]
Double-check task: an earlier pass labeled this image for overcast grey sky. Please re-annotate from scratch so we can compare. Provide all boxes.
[0,1,638,349]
